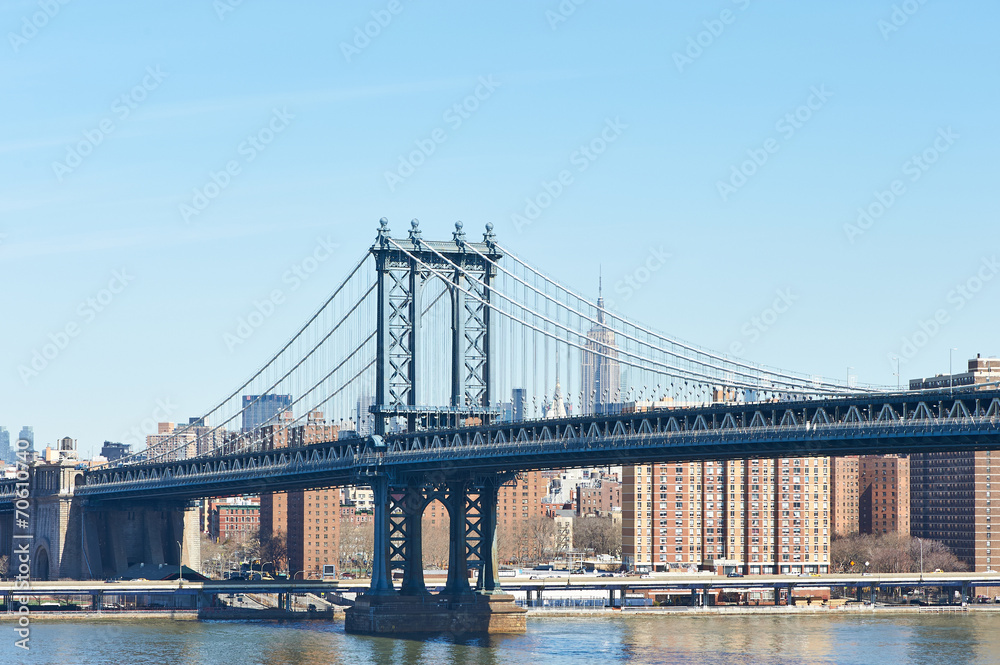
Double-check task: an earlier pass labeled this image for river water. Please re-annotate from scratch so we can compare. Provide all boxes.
[6,614,1000,664]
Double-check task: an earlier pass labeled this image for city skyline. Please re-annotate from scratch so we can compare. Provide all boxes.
[2,3,998,456]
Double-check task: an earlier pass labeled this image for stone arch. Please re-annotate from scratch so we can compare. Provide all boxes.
[34,545,51,581]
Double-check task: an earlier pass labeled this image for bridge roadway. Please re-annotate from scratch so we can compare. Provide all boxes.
[13,388,994,504]
[4,571,998,600]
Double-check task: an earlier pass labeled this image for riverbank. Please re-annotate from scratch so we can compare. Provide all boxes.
[0,607,343,621]
[527,604,1000,617]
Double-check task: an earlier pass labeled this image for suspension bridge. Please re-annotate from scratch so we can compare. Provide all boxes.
[4,219,1000,633]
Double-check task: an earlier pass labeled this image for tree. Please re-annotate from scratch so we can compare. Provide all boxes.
[421,518,450,570]
[830,532,967,574]
[573,516,621,557]
[525,516,556,563]
[259,531,288,571]
[339,520,374,575]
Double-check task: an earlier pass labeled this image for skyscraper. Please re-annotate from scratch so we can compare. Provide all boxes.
[511,388,525,422]
[241,394,293,431]
[0,427,10,464]
[581,284,620,415]
[18,426,34,453]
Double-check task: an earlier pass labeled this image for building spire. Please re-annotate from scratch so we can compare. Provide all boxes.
[597,269,605,325]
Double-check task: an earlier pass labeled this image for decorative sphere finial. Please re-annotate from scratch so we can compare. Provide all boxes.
[455,220,464,231]
[379,217,389,228]
[485,222,494,232]
[411,218,420,230]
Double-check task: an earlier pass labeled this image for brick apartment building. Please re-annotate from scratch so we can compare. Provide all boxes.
[859,455,910,535]
[623,457,832,574]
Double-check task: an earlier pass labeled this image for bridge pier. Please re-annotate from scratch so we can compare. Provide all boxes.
[345,471,525,635]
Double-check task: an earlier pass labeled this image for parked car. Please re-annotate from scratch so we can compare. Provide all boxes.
[727,571,744,578]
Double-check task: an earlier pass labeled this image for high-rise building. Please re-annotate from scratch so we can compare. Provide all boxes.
[581,290,620,415]
[512,388,525,422]
[831,456,860,536]
[0,427,10,464]
[354,395,375,436]
[911,451,993,571]
[259,411,341,579]
[908,358,998,571]
[623,457,831,574]
[18,426,34,453]
[859,455,910,535]
[145,422,198,462]
[241,394,293,431]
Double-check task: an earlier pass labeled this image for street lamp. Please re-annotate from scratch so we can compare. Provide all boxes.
[176,539,183,586]
[950,348,959,394]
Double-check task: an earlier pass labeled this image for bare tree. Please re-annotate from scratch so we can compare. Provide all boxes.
[339,520,374,575]
[259,530,288,571]
[573,517,621,557]
[525,516,555,563]
[831,533,967,574]
[421,519,450,570]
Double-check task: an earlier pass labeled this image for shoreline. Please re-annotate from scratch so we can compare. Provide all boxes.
[5,605,1000,621]
[527,605,1000,618]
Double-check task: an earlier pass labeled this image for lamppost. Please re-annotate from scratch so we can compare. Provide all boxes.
[950,348,958,394]
[176,539,183,587]
[293,570,305,580]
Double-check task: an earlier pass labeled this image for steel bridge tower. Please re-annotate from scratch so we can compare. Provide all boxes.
[348,219,525,634]
[371,217,501,435]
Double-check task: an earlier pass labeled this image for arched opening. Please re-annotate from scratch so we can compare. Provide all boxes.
[420,498,451,572]
[34,547,50,581]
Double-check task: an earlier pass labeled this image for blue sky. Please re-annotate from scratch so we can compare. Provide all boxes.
[1,1,998,458]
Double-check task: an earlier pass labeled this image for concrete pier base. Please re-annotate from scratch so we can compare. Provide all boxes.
[344,593,526,635]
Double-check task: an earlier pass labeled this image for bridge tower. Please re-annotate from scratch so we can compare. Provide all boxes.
[347,220,525,634]
[370,218,501,435]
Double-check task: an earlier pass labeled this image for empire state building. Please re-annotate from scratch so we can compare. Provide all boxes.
[581,285,620,415]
